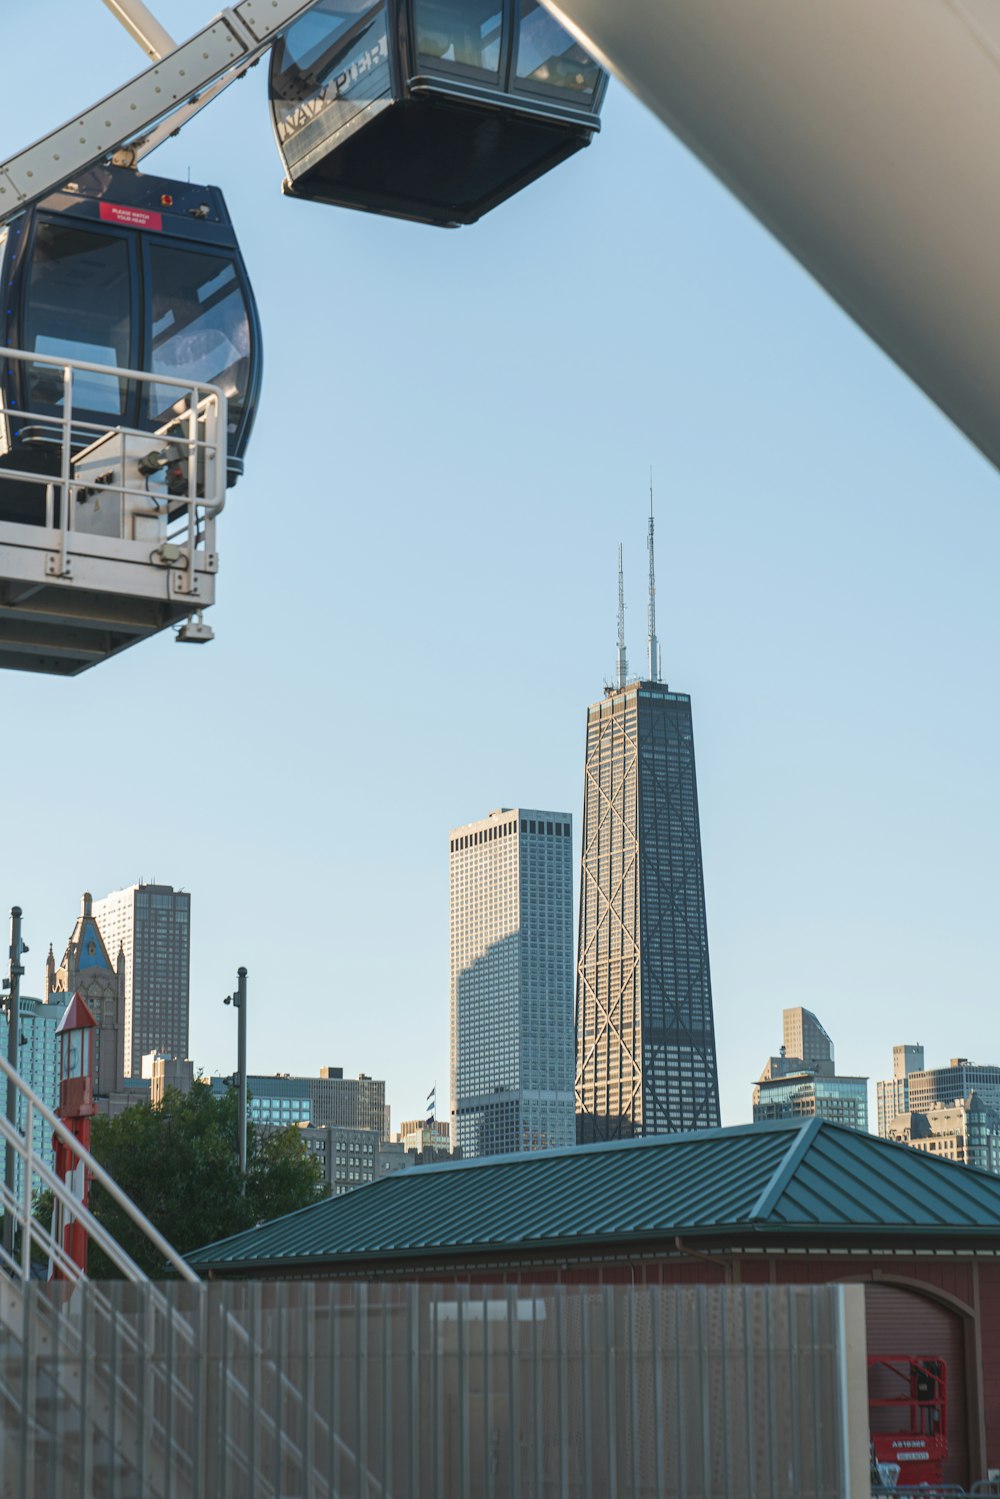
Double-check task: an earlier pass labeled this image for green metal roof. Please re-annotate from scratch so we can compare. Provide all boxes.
[187,1117,1000,1273]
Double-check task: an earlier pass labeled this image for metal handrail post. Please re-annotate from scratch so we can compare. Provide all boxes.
[2,905,24,1263]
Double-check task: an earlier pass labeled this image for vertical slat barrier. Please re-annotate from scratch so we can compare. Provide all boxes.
[603,1287,617,1499]
[0,1277,865,1499]
[408,1284,419,1499]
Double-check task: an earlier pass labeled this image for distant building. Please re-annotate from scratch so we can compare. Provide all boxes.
[0,992,68,1194]
[141,1051,194,1107]
[574,676,721,1142]
[876,1043,925,1137]
[449,806,575,1159]
[46,891,127,1102]
[211,1068,389,1136]
[300,1125,416,1196]
[753,1008,868,1132]
[907,1059,1000,1116]
[91,884,190,1077]
[783,1008,835,1076]
[886,1093,1000,1175]
[398,1119,451,1153]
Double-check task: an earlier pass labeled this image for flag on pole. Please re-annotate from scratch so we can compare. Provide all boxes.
[426,1085,436,1126]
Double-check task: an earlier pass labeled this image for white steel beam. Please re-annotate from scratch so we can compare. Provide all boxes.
[545,0,1000,472]
[100,0,177,61]
[0,0,321,226]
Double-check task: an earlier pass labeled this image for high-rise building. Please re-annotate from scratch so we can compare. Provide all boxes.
[46,891,127,1102]
[906,1058,1000,1116]
[209,1067,389,1136]
[876,1043,925,1137]
[0,993,68,1196]
[91,884,190,1077]
[783,1008,835,1076]
[449,806,575,1159]
[575,518,720,1140]
[885,1093,1000,1175]
[753,1008,868,1132]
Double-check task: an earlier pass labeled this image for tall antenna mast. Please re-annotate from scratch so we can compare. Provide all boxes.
[647,470,661,681]
[616,543,628,689]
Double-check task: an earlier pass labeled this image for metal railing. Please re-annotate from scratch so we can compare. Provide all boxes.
[0,1047,197,1284]
[0,1279,871,1499]
[0,347,225,584]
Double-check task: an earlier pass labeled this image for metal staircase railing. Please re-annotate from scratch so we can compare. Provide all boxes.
[0,1054,378,1498]
[0,1047,197,1285]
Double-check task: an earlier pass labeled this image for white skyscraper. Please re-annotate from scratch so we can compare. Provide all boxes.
[449,807,575,1159]
[91,883,190,1077]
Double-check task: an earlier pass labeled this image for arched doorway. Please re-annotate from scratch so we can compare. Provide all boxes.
[865,1282,970,1488]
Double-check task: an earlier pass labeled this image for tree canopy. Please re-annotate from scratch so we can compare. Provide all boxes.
[80,1083,325,1277]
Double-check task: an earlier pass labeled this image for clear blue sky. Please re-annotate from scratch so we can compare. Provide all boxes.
[4,1,999,1130]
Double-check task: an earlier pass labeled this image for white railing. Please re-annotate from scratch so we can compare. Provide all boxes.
[0,347,225,584]
[0,1047,198,1284]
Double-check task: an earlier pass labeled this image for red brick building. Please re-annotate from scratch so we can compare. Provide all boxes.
[189,1117,1000,1489]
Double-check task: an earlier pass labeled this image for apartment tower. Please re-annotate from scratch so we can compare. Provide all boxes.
[449,807,575,1159]
[91,883,190,1077]
[575,504,721,1140]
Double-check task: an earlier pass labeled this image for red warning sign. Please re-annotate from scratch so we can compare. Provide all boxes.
[99,203,163,231]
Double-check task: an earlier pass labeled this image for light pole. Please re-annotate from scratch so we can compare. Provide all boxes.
[2,907,27,1261]
[223,966,247,1185]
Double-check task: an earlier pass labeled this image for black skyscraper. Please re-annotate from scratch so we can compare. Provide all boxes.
[575,678,721,1140]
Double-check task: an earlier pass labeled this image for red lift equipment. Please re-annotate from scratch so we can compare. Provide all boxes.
[868,1353,948,1487]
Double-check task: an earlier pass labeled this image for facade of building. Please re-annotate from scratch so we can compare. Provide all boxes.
[0,992,68,1193]
[886,1093,1000,1175]
[211,1068,389,1136]
[46,891,127,1104]
[142,1052,195,1107]
[449,807,575,1160]
[398,1119,451,1153]
[876,1043,926,1137]
[753,1008,868,1132]
[189,1117,1000,1490]
[300,1124,431,1195]
[90,884,190,1078]
[906,1058,1000,1116]
[782,1008,835,1074]
[575,679,720,1141]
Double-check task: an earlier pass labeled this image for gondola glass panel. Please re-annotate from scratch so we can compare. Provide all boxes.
[23,225,134,425]
[146,246,253,442]
[414,0,502,78]
[270,0,607,226]
[513,0,601,100]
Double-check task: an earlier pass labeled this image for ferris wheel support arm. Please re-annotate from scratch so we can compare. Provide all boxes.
[101,0,177,61]
[542,0,1000,474]
[0,0,320,229]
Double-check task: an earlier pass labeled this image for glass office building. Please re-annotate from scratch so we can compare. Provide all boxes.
[0,993,69,1197]
[91,884,191,1078]
[575,681,721,1141]
[449,807,575,1159]
[753,1072,869,1132]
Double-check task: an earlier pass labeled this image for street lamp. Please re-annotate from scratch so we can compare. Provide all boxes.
[223,967,247,1184]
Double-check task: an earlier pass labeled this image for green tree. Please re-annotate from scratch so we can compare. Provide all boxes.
[78,1084,324,1278]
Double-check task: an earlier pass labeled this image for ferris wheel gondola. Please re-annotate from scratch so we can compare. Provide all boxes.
[269,0,607,226]
[0,165,261,674]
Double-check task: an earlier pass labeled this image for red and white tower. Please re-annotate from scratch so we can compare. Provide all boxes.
[52,993,97,1278]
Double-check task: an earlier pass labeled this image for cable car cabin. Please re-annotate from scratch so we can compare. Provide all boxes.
[0,165,262,675]
[269,0,607,226]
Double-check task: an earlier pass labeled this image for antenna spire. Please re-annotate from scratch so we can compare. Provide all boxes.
[647,469,660,681]
[616,543,628,689]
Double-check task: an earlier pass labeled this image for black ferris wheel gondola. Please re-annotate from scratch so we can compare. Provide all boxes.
[269,0,608,227]
[0,164,262,525]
